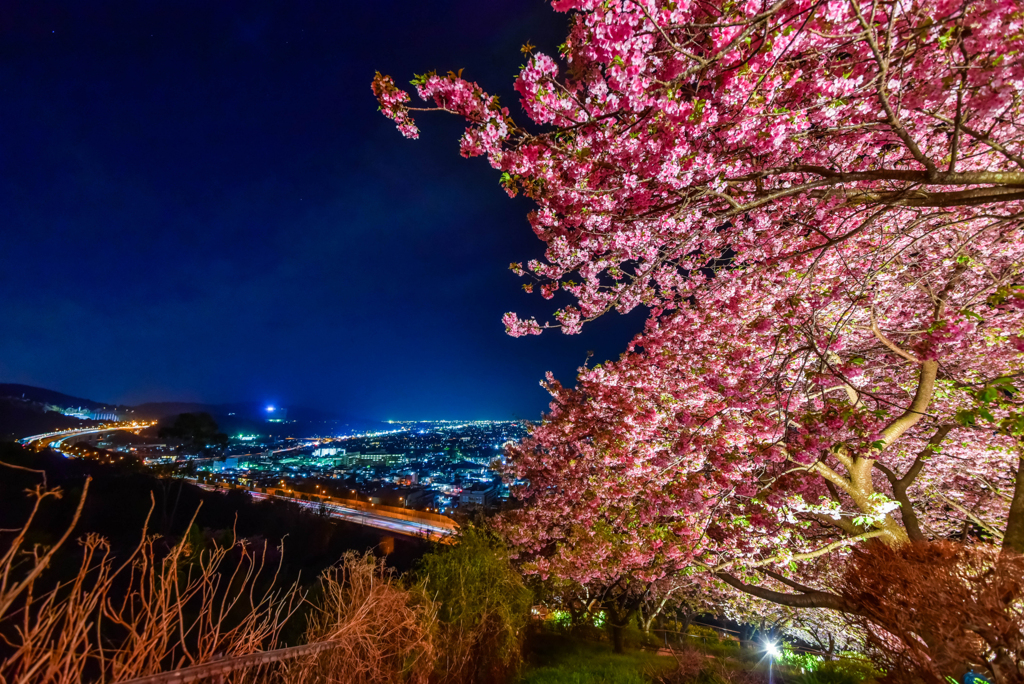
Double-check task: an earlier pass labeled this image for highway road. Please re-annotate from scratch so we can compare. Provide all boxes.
[19,423,153,453]
[203,484,457,542]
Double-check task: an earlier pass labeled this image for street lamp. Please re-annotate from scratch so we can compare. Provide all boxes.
[764,641,780,684]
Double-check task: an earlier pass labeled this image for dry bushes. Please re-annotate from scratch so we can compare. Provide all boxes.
[0,473,303,684]
[656,644,768,684]
[280,552,436,684]
[0,461,527,684]
[96,523,301,681]
[661,644,707,683]
[840,541,1024,684]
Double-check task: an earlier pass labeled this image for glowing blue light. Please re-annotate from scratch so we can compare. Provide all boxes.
[266,406,275,412]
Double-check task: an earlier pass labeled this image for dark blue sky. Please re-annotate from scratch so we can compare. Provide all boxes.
[0,0,643,420]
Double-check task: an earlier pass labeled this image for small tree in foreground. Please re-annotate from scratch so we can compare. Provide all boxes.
[416,528,532,684]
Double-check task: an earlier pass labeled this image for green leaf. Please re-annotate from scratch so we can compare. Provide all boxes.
[938,26,955,49]
[690,98,706,123]
[955,409,977,427]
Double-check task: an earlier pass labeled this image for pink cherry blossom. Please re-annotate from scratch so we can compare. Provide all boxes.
[375,0,1024,635]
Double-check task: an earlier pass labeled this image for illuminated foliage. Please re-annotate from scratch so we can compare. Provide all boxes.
[375,0,1024,644]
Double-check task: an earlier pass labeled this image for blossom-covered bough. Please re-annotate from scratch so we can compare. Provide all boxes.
[375,0,1024,650]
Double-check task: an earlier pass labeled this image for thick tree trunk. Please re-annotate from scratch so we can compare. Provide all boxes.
[671,606,694,647]
[605,606,635,654]
[610,622,625,654]
[1001,455,1024,555]
[568,598,586,630]
[876,424,953,543]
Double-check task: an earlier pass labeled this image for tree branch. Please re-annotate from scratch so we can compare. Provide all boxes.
[806,511,862,536]
[931,489,1005,542]
[760,568,821,595]
[0,476,91,618]
[741,166,1024,186]
[921,113,1024,169]
[715,572,858,612]
[870,311,921,365]
[874,424,953,542]
[878,360,939,448]
[834,187,1024,208]
[710,529,885,574]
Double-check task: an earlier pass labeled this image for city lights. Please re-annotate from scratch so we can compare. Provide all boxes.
[19,418,524,543]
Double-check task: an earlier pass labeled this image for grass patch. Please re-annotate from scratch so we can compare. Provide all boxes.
[517,632,677,684]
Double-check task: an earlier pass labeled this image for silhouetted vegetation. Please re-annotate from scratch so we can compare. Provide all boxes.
[158,412,229,453]
[0,397,102,441]
[0,444,535,683]
[0,442,428,583]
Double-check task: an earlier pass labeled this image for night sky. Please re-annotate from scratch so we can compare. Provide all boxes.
[0,1,643,420]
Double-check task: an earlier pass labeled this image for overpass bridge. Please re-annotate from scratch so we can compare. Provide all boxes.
[19,423,154,452]
[195,481,459,542]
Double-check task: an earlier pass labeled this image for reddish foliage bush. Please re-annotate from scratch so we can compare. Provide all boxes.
[840,542,1024,684]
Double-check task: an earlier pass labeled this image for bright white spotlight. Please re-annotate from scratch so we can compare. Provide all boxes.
[764,641,781,658]
[266,406,275,412]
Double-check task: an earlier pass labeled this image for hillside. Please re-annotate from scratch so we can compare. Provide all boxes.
[0,397,100,441]
[132,401,342,423]
[0,383,122,411]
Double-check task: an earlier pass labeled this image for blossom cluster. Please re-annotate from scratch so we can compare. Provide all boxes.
[375,0,1024,632]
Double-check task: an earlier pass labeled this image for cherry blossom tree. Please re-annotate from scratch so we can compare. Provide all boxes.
[375,0,1024,628]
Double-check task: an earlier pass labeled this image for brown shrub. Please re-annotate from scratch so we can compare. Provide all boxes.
[839,541,1024,684]
[280,552,436,684]
[0,482,302,684]
[0,462,517,684]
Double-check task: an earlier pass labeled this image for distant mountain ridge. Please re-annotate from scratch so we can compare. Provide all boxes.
[0,384,382,437]
[0,385,336,420]
[131,401,340,423]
